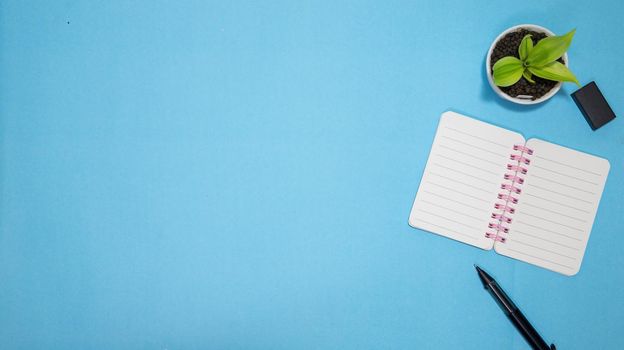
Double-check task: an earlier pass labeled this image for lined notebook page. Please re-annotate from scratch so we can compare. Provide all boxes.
[495,138,610,275]
[409,111,524,250]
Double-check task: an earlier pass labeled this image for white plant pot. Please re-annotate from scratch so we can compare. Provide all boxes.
[486,24,568,105]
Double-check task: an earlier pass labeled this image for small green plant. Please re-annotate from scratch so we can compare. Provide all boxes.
[493,29,580,87]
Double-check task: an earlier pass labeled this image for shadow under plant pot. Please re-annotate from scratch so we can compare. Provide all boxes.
[486,24,568,105]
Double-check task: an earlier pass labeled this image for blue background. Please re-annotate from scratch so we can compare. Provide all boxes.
[1,1,622,349]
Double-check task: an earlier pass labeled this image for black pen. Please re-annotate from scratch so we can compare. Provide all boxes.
[475,265,556,350]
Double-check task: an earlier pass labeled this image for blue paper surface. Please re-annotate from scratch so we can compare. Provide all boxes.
[0,1,622,349]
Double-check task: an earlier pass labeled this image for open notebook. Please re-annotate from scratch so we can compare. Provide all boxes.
[409,111,610,276]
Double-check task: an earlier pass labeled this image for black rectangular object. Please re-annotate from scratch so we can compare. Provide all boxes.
[571,81,616,130]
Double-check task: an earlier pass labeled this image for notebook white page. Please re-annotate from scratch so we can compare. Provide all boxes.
[409,111,524,250]
[495,138,610,275]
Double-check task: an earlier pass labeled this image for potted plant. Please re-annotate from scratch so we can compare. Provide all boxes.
[486,24,580,105]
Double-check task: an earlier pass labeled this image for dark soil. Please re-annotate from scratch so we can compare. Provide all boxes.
[490,29,564,100]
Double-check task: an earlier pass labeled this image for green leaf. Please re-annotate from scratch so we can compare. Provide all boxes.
[526,29,575,67]
[527,61,580,86]
[492,56,524,87]
[518,34,533,61]
[523,69,535,84]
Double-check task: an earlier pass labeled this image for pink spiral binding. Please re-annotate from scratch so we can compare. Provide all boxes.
[501,183,522,194]
[494,203,516,214]
[513,145,534,155]
[510,154,531,165]
[485,232,506,242]
[491,213,512,223]
[497,193,518,204]
[485,144,534,243]
[488,222,509,233]
[507,164,528,174]
[504,174,524,184]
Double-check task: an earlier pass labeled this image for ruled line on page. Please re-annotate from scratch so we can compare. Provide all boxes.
[533,155,604,176]
[532,164,599,186]
[414,218,478,241]
[523,193,590,214]
[520,202,587,223]
[431,163,497,184]
[444,126,510,148]
[528,184,593,204]
[417,208,482,231]
[520,212,584,232]
[422,190,487,213]
[506,248,576,270]
[510,239,577,261]
[426,182,490,203]
[435,154,499,176]
[428,172,491,193]
[513,229,580,251]
[531,174,596,195]
[440,135,508,158]
[515,221,582,242]
[420,200,484,223]
[438,144,501,166]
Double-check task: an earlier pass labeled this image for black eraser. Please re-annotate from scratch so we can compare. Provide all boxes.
[571,81,616,130]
